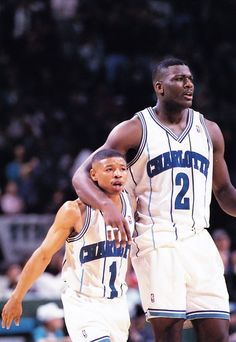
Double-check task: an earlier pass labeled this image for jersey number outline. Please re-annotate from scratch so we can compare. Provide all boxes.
[175,172,190,210]
[109,261,118,298]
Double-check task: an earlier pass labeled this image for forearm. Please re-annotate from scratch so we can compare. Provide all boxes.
[11,249,51,302]
[214,184,236,217]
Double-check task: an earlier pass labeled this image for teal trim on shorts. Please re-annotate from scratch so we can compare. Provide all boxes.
[146,308,186,320]
[91,336,110,342]
[187,310,230,320]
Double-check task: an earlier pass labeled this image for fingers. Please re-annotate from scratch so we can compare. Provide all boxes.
[107,227,119,243]
[14,317,20,327]
[116,218,132,248]
[123,219,132,245]
[1,314,11,330]
[112,228,121,247]
[1,311,19,330]
[106,218,131,248]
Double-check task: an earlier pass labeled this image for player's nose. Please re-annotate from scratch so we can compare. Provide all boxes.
[114,169,122,177]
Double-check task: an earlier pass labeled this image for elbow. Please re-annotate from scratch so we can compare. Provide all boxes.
[32,248,52,266]
[72,164,90,196]
[72,172,78,189]
[72,171,81,196]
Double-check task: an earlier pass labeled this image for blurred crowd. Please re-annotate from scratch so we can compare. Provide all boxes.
[1,0,236,341]
[0,0,236,214]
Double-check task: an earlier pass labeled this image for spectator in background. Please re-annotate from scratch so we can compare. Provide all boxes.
[212,229,236,341]
[5,144,26,184]
[50,0,79,20]
[0,181,25,214]
[33,302,71,342]
[128,304,154,342]
[0,263,22,299]
[212,229,232,273]
[0,262,38,300]
[212,228,236,306]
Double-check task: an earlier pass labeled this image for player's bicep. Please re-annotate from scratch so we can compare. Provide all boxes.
[103,118,142,154]
[39,202,80,256]
[39,224,69,257]
[209,121,231,194]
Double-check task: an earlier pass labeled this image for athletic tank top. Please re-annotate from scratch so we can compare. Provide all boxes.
[61,191,134,298]
[127,107,213,254]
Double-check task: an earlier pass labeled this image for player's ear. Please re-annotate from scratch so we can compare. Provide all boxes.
[90,168,98,181]
[154,81,164,96]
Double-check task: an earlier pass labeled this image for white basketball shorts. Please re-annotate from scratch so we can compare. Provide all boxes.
[61,285,130,342]
[131,229,230,321]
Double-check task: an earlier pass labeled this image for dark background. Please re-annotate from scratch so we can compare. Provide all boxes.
[0,0,236,239]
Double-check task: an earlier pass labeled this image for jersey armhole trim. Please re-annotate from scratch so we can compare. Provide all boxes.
[127,111,147,168]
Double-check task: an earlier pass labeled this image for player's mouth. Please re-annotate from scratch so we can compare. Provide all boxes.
[111,180,123,189]
[183,91,193,101]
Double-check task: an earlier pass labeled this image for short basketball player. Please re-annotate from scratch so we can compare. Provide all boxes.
[2,149,135,342]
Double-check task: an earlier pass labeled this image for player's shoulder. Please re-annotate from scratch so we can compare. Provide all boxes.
[60,199,84,215]
[106,115,142,151]
[204,117,222,135]
[54,200,83,230]
[202,117,224,148]
[114,115,141,132]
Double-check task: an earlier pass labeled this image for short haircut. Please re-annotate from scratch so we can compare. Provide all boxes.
[91,149,126,165]
[152,57,187,82]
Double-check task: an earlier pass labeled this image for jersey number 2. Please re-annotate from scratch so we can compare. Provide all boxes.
[175,172,190,210]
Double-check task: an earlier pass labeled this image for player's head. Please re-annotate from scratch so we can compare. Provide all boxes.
[152,56,194,108]
[152,57,187,84]
[90,149,128,194]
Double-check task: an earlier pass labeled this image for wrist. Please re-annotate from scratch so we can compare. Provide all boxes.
[100,199,114,211]
[11,291,23,303]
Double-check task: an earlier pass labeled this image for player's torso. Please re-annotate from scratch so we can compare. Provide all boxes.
[62,191,134,298]
[128,107,213,249]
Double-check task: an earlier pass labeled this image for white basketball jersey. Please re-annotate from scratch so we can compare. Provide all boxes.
[62,191,134,299]
[127,107,213,253]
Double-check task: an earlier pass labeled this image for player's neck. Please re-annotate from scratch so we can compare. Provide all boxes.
[154,105,189,125]
[107,193,122,211]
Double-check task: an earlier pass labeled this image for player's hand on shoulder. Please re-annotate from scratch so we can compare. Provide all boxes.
[102,202,132,248]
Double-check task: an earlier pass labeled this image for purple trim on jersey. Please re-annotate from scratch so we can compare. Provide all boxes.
[200,114,212,228]
[166,132,178,239]
[146,137,157,250]
[148,107,193,143]
[66,205,91,242]
[187,132,196,231]
[200,114,213,149]
[127,112,147,168]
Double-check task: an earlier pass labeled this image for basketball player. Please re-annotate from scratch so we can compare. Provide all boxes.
[72,57,236,341]
[1,149,135,342]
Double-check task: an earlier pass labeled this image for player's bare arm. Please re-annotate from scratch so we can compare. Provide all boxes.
[72,116,141,246]
[1,200,82,329]
[206,119,236,216]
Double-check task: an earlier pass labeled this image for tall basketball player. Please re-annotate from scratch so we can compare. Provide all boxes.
[2,149,135,342]
[72,57,236,342]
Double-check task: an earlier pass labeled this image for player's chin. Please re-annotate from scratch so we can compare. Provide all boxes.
[183,98,193,107]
